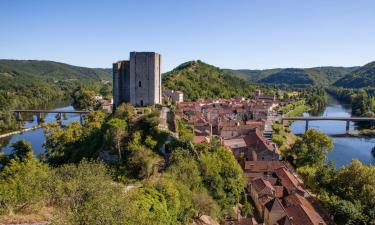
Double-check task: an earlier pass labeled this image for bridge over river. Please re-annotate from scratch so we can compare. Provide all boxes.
[12,109,90,124]
[282,116,375,133]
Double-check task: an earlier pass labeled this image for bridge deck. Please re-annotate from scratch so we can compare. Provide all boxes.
[282,116,375,122]
[12,109,90,114]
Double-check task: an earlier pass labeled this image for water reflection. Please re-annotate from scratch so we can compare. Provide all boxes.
[290,96,375,168]
[0,105,81,156]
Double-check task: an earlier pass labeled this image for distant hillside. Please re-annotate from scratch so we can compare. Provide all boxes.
[224,66,356,86]
[0,60,112,91]
[334,61,375,88]
[163,60,256,100]
[223,68,281,82]
[0,60,112,133]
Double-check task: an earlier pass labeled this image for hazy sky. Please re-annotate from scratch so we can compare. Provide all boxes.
[1,0,374,71]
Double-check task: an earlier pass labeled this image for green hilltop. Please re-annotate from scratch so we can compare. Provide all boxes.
[334,61,375,88]
[163,60,257,100]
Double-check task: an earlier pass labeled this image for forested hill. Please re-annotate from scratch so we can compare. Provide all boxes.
[0,60,111,90]
[162,60,257,100]
[224,66,357,87]
[334,61,375,88]
[0,60,112,133]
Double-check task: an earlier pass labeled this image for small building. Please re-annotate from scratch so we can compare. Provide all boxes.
[164,89,184,103]
[222,128,280,161]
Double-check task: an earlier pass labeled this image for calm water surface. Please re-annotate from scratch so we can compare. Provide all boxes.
[0,105,81,156]
[290,96,375,168]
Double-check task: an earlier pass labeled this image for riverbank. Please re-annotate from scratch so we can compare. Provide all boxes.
[289,95,375,168]
[0,125,42,139]
[359,128,375,137]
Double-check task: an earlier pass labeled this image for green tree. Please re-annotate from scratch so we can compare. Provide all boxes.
[51,160,132,225]
[0,151,51,214]
[125,187,171,225]
[10,140,33,160]
[290,129,333,167]
[272,134,284,147]
[114,103,134,121]
[105,118,127,160]
[72,86,98,110]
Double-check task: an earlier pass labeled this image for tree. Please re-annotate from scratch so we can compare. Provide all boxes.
[0,151,51,214]
[199,145,246,216]
[10,140,33,160]
[329,197,368,225]
[290,129,333,167]
[114,103,134,121]
[105,118,127,160]
[43,121,84,164]
[272,134,284,147]
[192,191,220,219]
[51,160,132,225]
[72,86,98,110]
[124,187,171,225]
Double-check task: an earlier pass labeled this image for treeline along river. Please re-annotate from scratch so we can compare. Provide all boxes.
[1,97,375,168]
[290,95,375,168]
[0,104,80,156]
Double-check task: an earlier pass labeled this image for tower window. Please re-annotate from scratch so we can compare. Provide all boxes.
[138,81,142,87]
[140,100,144,106]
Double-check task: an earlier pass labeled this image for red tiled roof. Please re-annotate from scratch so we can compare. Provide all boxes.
[244,160,286,172]
[275,167,303,194]
[251,177,275,195]
[285,204,326,225]
[192,136,210,144]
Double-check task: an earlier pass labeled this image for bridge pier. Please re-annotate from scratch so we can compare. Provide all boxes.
[346,121,350,133]
[37,113,41,125]
[16,112,21,121]
[305,120,309,132]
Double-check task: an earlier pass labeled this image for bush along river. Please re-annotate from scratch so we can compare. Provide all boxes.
[290,95,375,168]
[0,105,81,157]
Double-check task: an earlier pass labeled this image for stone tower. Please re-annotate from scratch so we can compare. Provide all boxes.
[113,52,162,107]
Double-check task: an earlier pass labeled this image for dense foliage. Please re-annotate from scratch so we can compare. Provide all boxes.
[328,87,375,118]
[0,60,111,133]
[163,60,258,100]
[282,129,374,224]
[225,66,356,86]
[284,129,334,167]
[0,103,249,224]
[298,160,375,224]
[300,88,328,114]
[334,61,375,88]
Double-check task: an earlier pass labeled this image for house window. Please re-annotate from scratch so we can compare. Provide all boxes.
[138,81,142,87]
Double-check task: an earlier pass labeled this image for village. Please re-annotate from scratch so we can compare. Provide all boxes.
[167,89,328,225]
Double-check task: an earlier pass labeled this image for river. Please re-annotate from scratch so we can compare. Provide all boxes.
[0,105,81,157]
[290,96,375,168]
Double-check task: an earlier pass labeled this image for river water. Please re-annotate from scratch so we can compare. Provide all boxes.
[290,96,375,168]
[0,105,80,157]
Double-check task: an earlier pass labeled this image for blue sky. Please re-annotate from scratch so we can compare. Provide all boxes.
[0,0,374,71]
